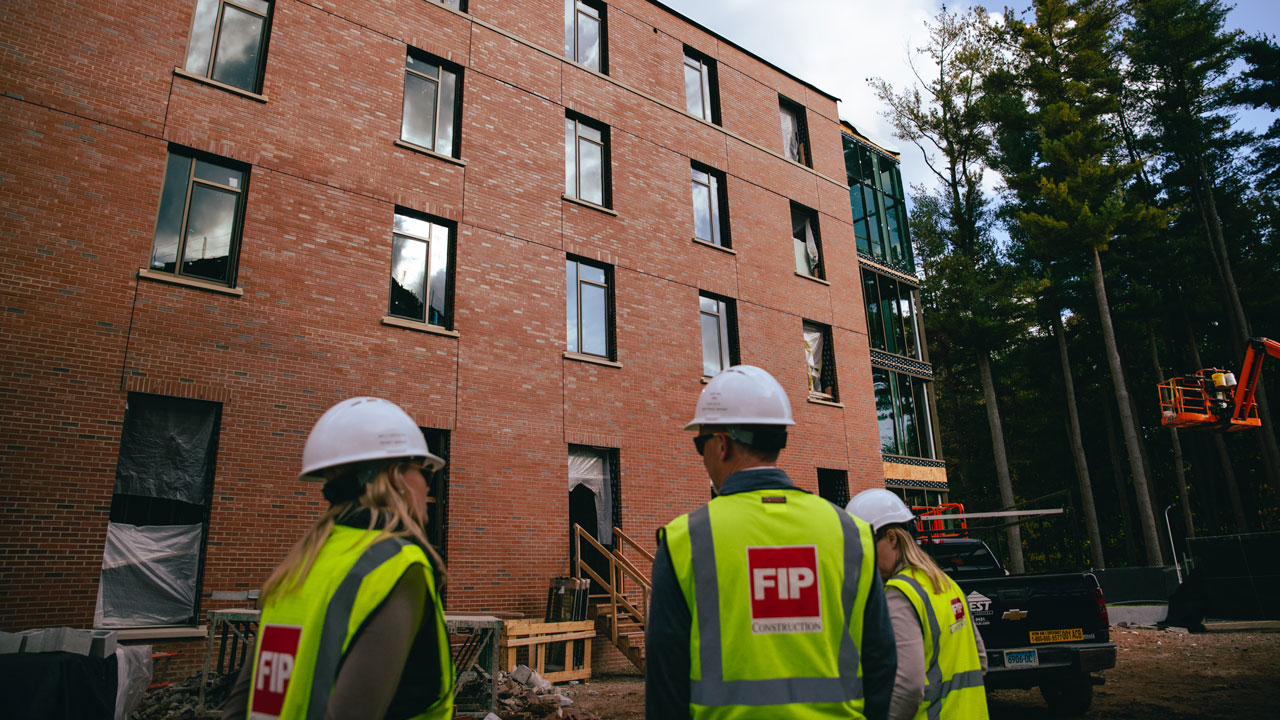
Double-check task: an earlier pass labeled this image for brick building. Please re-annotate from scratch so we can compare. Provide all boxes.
[1,0,888,665]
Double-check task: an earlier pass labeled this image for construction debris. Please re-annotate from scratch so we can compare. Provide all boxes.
[456,664,605,720]
[130,670,233,720]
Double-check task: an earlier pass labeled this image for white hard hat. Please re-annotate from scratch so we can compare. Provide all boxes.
[846,489,915,533]
[300,397,444,480]
[684,365,795,430]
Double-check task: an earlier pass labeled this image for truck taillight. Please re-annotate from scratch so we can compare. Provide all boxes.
[1095,586,1109,627]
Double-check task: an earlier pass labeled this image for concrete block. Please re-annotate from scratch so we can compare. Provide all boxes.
[0,632,25,654]
[90,630,117,658]
[17,629,47,653]
[56,627,94,656]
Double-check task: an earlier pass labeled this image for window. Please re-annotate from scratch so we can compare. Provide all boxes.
[565,0,605,72]
[401,49,460,157]
[845,135,915,272]
[803,321,838,400]
[434,0,464,9]
[691,164,729,247]
[565,114,610,207]
[150,148,248,287]
[791,203,823,279]
[184,0,272,93]
[683,48,719,123]
[97,393,220,627]
[873,367,936,458]
[389,210,454,328]
[862,269,921,359]
[566,257,614,359]
[817,469,850,508]
[779,96,810,167]
[699,293,738,377]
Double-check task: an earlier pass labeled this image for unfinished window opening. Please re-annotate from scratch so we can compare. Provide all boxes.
[565,0,605,72]
[421,428,450,564]
[683,47,719,123]
[184,0,272,93]
[401,49,461,157]
[779,96,810,167]
[791,203,823,279]
[803,320,838,401]
[97,393,220,628]
[699,292,738,377]
[389,209,455,328]
[817,468,850,508]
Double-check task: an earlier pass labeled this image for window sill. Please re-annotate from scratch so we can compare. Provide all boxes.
[807,396,844,408]
[794,272,830,286]
[564,351,621,368]
[782,155,814,172]
[139,268,244,296]
[106,625,208,641]
[173,68,267,103]
[562,194,618,216]
[381,316,460,337]
[692,237,735,255]
[393,139,467,167]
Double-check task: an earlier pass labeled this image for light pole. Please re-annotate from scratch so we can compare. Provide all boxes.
[1164,503,1182,584]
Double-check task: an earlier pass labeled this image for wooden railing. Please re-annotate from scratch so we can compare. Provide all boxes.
[571,524,650,643]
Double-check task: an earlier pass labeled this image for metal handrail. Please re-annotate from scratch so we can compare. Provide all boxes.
[572,524,649,643]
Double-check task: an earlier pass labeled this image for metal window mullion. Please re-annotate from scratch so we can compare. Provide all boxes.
[571,120,582,198]
[716,300,730,372]
[224,0,267,19]
[175,160,199,276]
[207,1,228,80]
[700,61,712,119]
[708,174,720,244]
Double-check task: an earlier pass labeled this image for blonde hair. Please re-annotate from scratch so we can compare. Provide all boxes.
[882,525,950,595]
[261,461,447,602]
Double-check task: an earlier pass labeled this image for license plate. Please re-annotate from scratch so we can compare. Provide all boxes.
[1004,649,1039,668]
[1030,628,1084,644]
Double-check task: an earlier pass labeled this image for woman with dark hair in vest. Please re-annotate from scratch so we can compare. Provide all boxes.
[221,397,453,720]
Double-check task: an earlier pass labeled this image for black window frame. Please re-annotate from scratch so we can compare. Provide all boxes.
[845,135,916,273]
[690,162,730,247]
[861,268,921,360]
[779,95,811,167]
[683,46,720,124]
[565,113,611,208]
[873,366,936,459]
[400,47,463,158]
[803,320,838,401]
[566,255,616,360]
[183,0,274,94]
[149,146,250,288]
[388,208,457,329]
[791,202,824,280]
[698,291,739,378]
[817,468,850,508]
[565,0,607,73]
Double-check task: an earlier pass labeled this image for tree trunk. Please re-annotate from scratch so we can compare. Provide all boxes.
[1054,313,1105,569]
[1092,246,1165,566]
[1104,398,1141,566]
[1151,329,1195,540]
[976,350,1024,573]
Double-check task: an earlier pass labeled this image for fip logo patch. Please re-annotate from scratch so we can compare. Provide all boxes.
[250,623,302,719]
[746,545,823,634]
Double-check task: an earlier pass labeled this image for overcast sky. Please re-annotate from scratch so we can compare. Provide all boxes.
[660,0,1280,207]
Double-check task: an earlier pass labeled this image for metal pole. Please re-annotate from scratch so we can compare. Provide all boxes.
[1164,503,1182,583]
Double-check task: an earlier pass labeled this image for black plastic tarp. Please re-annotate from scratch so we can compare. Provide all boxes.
[113,394,217,506]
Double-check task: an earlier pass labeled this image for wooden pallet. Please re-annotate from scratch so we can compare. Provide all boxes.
[499,619,594,683]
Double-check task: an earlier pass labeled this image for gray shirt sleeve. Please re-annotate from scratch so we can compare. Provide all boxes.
[886,587,926,720]
[973,619,988,673]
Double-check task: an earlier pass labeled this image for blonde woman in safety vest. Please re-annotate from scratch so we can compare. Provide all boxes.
[846,490,988,720]
[646,365,899,719]
[220,397,454,720]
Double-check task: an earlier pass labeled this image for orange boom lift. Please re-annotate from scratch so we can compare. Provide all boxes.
[1158,337,1280,432]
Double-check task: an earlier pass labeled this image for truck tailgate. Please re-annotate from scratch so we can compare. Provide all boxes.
[962,573,1109,649]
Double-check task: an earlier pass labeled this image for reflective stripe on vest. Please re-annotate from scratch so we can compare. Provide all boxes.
[686,502,866,706]
[889,573,986,720]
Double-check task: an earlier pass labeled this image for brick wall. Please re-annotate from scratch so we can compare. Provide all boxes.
[0,0,882,642]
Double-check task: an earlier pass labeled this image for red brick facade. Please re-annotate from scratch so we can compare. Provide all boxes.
[0,0,881,656]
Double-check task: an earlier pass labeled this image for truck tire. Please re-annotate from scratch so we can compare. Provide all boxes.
[1039,674,1093,716]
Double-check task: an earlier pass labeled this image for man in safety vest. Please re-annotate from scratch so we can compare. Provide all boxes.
[646,365,898,719]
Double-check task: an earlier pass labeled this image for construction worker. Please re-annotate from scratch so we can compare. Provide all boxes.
[646,365,897,719]
[846,489,988,720]
[220,397,453,720]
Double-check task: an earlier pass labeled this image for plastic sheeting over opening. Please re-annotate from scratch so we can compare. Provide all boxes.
[114,394,219,505]
[804,328,824,394]
[96,523,202,627]
[568,448,612,545]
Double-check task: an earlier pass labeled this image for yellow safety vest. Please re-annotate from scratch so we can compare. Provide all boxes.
[886,568,988,720]
[245,525,454,720]
[663,488,878,719]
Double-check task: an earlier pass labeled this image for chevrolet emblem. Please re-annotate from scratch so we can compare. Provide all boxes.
[1002,609,1029,621]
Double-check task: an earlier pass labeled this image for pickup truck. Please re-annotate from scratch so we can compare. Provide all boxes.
[921,537,1117,715]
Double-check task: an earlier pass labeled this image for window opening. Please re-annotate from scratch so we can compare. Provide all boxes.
[401,50,460,157]
[569,445,617,595]
[566,256,614,359]
[691,164,729,247]
[817,469,850,508]
[683,48,718,123]
[565,0,605,72]
[779,97,810,166]
[389,210,454,328]
[803,321,837,400]
[565,115,609,206]
[699,293,738,377]
[184,0,272,93]
[873,367,936,458]
[150,148,248,286]
[791,203,823,279]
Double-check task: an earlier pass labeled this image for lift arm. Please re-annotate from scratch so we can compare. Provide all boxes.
[1231,337,1280,424]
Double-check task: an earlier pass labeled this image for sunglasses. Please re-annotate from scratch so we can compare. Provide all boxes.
[693,432,729,456]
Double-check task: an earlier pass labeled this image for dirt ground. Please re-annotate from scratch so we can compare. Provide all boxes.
[550,627,1280,719]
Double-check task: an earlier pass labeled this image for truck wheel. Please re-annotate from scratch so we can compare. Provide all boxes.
[1039,674,1093,716]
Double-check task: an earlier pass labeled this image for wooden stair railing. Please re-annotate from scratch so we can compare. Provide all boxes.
[572,524,652,671]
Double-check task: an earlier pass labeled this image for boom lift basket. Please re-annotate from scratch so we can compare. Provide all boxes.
[1157,375,1260,432]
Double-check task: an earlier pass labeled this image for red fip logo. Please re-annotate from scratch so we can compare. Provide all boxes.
[250,624,302,718]
[952,597,965,622]
[746,545,823,634]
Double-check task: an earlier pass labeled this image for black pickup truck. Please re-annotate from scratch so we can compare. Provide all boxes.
[921,537,1117,714]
